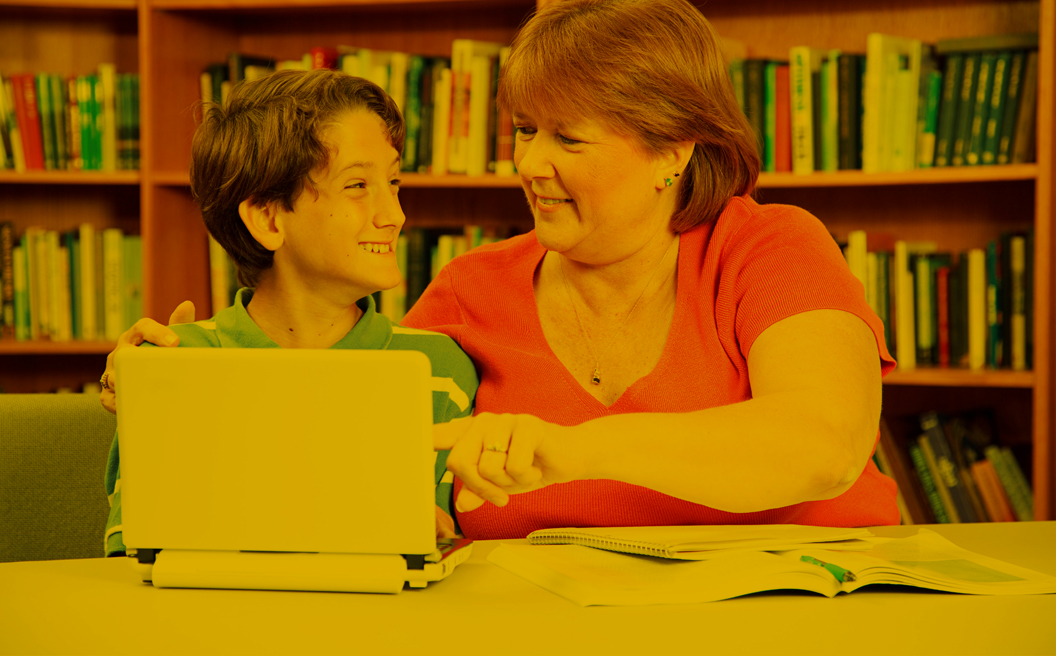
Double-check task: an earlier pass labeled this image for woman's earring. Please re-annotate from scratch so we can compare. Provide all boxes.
[665,178,674,187]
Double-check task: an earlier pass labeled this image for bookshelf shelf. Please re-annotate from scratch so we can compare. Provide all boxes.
[0,171,140,185]
[0,340,117,355]
[0,0,135,8]
[883,368,1035,389]
[758,165,1038,188]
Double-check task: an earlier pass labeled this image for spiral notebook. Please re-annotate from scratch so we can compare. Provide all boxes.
[526,524,876,560]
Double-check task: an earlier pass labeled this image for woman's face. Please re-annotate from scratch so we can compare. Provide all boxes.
[512,110,675,265]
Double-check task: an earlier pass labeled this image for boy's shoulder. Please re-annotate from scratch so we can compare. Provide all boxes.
[169,319,223,347]
[389,324,473,372]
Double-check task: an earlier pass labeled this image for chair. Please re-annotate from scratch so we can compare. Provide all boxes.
[0,393,115,562]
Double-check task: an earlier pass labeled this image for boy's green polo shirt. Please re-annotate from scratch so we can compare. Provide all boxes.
[104,288,478,557]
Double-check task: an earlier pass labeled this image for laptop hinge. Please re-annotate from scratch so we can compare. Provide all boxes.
[403,554,426,570]
[136,548,160,565]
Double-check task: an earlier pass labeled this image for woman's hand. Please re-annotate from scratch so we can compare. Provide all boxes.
[434,413,584,513]
[435,505,456,538]
[99,301,196,414]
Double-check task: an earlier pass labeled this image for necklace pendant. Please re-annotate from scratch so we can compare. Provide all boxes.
[591,366,602,385]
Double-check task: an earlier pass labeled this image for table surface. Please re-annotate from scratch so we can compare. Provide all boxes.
[2,522,1055,656]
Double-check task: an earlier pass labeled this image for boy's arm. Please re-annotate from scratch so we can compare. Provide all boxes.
[103,431,126,557]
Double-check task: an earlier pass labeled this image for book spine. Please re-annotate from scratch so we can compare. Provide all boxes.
[837,54,859,170]
[920,411,977,521]
[77,223,98,341]
[967,248,986,370]
[894,241,916,369]
[981,51,1012,164]
[495,47,515,177]
[917,435,960,522]
[13,74,45,170]
[773,64,792,172]
[0,222,14,338]
[996,50,1025,164]
[431,67,451,176]
[402,55,424,173]
[966,51,996,165]
[936,265,950,367]
[909,441,951,523]
[985,445,1033,521]
[1010,50,1038,164]
[744,59,766,167]
[975,458,1016,521]
[466,54,493,177]
[934,53,963,167]
[66,231,80,339]
[951,53,979,166]
[986,240,1002,367]
[102,228,124,340]
[123,235,143,334]
[789,47,815,175]
[763,61,777,173]
[13,245,29,340]
[36,74,57,170]
[1009,235,1026,370]
[915,255,933,364]
[917,69,942,168]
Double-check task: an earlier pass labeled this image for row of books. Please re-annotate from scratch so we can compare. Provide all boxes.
[201,40,516,178]
[730,32,1039,173]
[877,410,1034,524]
[208,224,512,324]
[0,222,142,342]
[841,230,1033,371]
[0,66,140,173]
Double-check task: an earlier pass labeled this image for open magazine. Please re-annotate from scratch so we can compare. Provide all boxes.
[488,528,1056,606]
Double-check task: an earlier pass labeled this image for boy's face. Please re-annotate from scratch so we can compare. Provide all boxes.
[276,110,405,302]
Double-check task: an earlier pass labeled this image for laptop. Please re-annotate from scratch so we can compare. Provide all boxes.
[114,347,472,593]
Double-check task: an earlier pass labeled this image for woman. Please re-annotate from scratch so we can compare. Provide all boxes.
[101,0,898,538]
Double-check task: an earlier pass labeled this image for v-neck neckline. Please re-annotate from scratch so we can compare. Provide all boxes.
[526,235,686,412]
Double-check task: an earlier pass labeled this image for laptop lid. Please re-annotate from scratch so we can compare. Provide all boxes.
[115,347,436,557]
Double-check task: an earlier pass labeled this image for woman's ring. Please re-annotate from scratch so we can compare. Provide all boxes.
[100,372,111,391]
[485,444,507,453]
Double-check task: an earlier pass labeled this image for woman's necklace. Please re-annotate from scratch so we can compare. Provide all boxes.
[560,238,677,386]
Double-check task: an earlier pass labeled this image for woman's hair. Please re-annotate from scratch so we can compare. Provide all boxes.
[190,68,405,287]
[498,0,759,232]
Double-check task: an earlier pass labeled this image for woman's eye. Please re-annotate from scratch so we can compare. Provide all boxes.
[390,178,402,191]
[559,135,581,146]
[346,182,366,189]
[514,125,536,136]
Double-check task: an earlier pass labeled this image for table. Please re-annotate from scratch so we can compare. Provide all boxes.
[2,522,1055,655]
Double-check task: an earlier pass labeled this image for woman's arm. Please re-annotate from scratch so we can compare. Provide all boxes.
[436,309,882,514]
[99,301,195,414]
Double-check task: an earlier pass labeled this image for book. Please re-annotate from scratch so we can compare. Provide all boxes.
[965,51,996,165]
[78,223,98,341]
[1009,234,1027,370]
[970,458,1016,522]
[916,64,942,168]
[228,52,275,85]
[494,47,515,177]
[934,53,963,167]
[742,59,766,165]
[772,63,792,172]
[986,239,1002,367]
[878,418,933,523]
[920,411,978,522]
[12,244,29,340]
[0,221,14,337]
[819,49,840,172]
[401,54,424,173]
[98,63,118,171]
[917,434,960,521]
[863,34,922,172]
[789,46,824,174]
[11,74,45,170]
[985,445,1033,521]
[449,39,504,175]
[980,51,1013,165]
[967,247,986,370]
[909,439,950,522]
[893,240,915,369]
[36,73,57,170]
[996,50,1026,164]
[102,227,124,340]
[1010,49,1038,164]
[430,66,452,176]
[934,32,1039,55]
[487,528,1056,606]
[950,53,980,166]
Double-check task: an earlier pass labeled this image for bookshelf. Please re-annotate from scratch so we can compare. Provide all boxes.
[0,0,1052,519]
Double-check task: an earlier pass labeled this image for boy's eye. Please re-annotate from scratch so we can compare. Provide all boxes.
[514,125,536,137]
[558,134,581,146]
[390,178,402,187]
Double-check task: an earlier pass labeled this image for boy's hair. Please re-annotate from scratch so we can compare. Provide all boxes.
[190,69,405,287]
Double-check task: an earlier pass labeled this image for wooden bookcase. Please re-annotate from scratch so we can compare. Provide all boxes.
[1,0,1053,519]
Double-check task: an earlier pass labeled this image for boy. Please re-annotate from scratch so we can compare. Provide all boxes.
[104,69,477,557]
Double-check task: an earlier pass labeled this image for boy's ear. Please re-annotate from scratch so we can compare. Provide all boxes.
[239,199,284,252]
